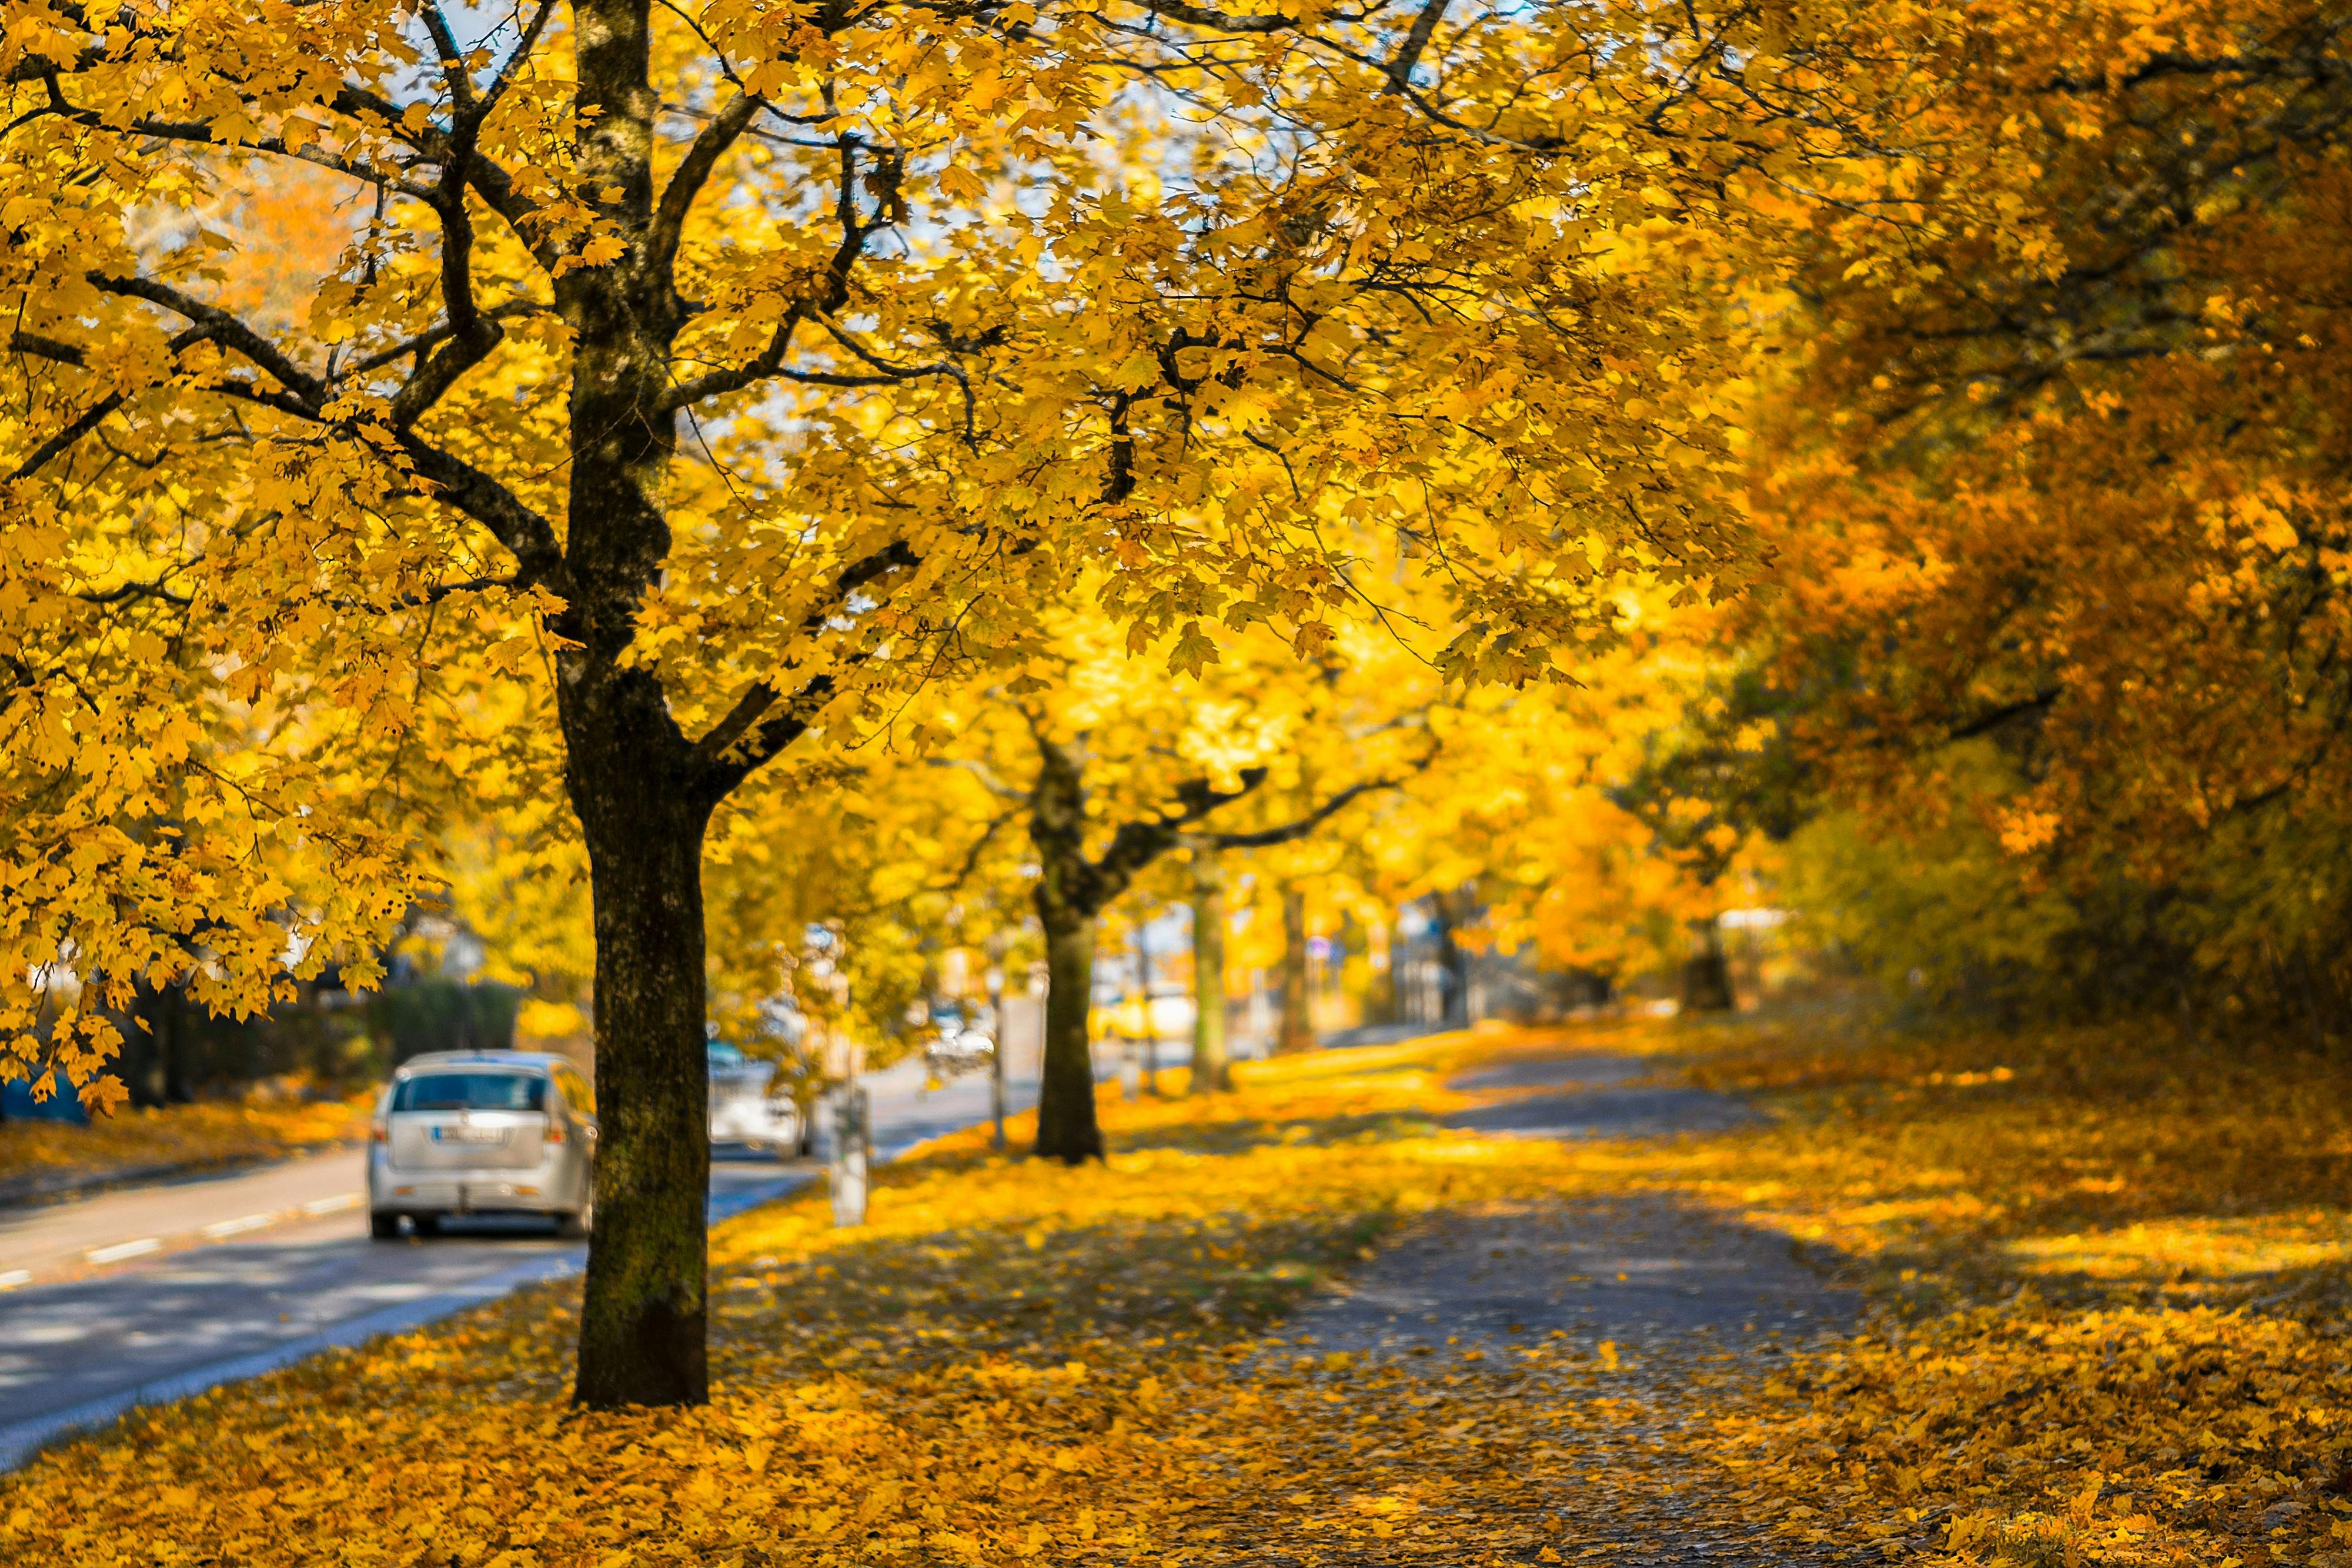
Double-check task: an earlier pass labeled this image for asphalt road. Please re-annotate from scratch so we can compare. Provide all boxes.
[0,1058,1038,1459]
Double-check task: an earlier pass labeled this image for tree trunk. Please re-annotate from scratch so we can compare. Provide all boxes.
[1681,917,1736,1013]
[568,771,714,1407]
[1189,854,1232,1093]
[550,0,715,1406]
[988,974,1009,1149]
[1276,885,1317,1054]
[1030,737,1104,1161]
[1033,907,1103,1161]
[1430,891,1472,1028]
[159,982,191,1104]
[120,985,162,1109]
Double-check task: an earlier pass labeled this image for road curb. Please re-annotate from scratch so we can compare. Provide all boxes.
[0,1171,817,1475]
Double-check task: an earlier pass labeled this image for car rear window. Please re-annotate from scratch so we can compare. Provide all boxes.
[392,1073,547,1113]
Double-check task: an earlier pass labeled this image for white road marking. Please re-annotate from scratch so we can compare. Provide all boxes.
[201,1215,275,1240]
[85,1239,162,1265]
[0,1271,28,1291]
[302,1193,363,1216]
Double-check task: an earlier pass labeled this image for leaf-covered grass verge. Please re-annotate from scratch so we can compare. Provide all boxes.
[1675,1009,2352,1567]
[0,1092,369,1191]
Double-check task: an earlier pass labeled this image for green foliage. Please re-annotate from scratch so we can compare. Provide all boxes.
[365,980,523,1068]
[1779,747,2078,1012]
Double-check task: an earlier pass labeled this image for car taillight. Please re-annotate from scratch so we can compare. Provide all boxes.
[370,1124,387,1144]
[545,1122,567,1145]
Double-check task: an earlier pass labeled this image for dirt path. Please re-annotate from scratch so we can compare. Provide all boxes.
[1285,1049,1857,1566]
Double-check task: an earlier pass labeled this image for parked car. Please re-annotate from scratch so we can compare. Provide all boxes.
[923,1004,995,1076]
[708,1041,804,1154]
[368,1051,597,1239]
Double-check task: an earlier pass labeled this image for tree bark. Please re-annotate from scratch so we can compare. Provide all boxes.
[1681,917,1737,1014]
[1033,907,1103,1162]
[548,0,725,1407]
[1430,890,1472,1028]
[1275,884,1317,1054]
[1030,737,1104,1161]
[160,984,189,1104]
[120,985,162,1108]
[1189,854,1232,1093]
[567,737,714,1406]
[988,972,1009,1149]
[1379,915,1404,1025]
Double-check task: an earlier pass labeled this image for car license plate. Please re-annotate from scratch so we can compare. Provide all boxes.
[432,1126,505,1144]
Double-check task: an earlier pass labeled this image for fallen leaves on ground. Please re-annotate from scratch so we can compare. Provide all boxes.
[1679,1011,2352,1567]
[0,1093,368,1192]
[12,1013,2352,1567]
[0,1031,1677,1566]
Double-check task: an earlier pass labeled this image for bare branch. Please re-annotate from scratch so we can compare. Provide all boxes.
[1137,0,1298,34]
[647,91,763,287]
[1381,0,1451,95]
[6,322,220,481]
[685,539,921,793]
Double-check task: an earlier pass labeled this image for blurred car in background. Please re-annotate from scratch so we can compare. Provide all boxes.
[368,1051,596,1239]
[708,1040,804,1155]
[923,1004,995,1077]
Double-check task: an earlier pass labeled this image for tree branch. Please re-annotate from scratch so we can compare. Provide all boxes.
[1200,773,1402,850]
[337,300,549,383]
[393,434,571,596]
[1078,767,1275,914]
[1381,0,1451,95]
[935,756,1030,801]
[7,322,219,481]
[1137,0,1297,33]
[92,274,323,407]
[685,539,921,795]
[6,390,124,484]
[646,91,763,288]
[660,138,901,410]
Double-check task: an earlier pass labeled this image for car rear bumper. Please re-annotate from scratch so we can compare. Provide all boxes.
[369,1151,580,1215]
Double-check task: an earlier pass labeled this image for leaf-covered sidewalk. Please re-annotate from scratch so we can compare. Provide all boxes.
[10,1017,2352,1567]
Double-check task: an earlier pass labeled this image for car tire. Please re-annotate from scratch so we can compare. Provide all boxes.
[369,1212,401,1241]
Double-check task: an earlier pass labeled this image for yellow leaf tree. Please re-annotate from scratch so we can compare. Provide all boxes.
[2,0,1899,1403]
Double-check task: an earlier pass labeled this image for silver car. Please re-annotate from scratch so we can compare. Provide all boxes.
[707,1041,803,1155]
[368,1051,597,1239]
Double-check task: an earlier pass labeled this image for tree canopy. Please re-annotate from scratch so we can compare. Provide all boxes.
[0,0,1925,1404]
